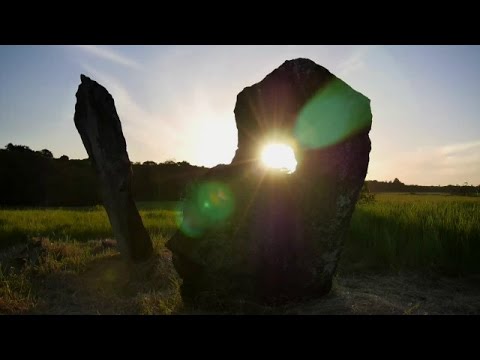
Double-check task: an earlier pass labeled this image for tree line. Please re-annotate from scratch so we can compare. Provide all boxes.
[366,178,480,196]
[0,144,208,207]
[1,144,478,207]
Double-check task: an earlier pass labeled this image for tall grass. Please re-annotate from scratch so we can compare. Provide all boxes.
[0,203,179,250]
[1,195,479,275]
[341,194,480,274]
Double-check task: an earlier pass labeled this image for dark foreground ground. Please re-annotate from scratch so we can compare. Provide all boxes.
[289,273,480,315]
[1,194,479,315]
[2,242,477,315]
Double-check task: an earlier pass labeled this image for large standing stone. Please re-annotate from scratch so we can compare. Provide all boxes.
[167,58,372,306]
[74,74,153,263]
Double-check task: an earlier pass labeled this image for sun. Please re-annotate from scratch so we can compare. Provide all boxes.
[261,143,297,174]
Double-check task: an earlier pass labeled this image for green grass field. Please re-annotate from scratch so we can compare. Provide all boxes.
[1,194,479,314]
[1,195,479,274]
[341,194,480,275]
[0,202,179,250]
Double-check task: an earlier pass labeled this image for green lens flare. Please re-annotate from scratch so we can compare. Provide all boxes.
[175,200,205,238]
[178,181,235,238]
[294,79,371,149]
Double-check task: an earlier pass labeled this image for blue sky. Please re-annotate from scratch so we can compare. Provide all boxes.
[0,45,479,185]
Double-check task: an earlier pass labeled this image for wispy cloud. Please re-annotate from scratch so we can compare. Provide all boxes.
[79,64,183,162]
[388,139,480,185]
[76,45,140,70]
[442,140,480,156]
[338,45,376,77]
[79,60,238,167]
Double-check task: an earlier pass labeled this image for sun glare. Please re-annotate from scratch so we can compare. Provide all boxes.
[261,143,297,174]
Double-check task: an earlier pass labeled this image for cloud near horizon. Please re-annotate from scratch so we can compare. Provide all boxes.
[75,45,141,70]
[375,139,480,186]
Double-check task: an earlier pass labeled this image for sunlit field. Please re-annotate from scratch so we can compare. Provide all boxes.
[0,201,182,314]
[342,194,480,275]
[0,202,179,250]
[1,194,479,314]
[1,195,479,274]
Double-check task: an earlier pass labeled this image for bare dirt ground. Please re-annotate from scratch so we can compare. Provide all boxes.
[30,251,181,315]
[26,253,480,315]
[286,273,480,315]
[2,240,478,315]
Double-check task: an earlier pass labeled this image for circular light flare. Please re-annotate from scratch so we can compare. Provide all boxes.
[261,143,297,174]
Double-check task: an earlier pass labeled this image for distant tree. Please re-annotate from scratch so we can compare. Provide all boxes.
[59,155,69,161]
[5,143,33,153]
[39,149,53,158]
[393,178,403,185]
[391,178,405,192]
[143,161,157,166]
[460,181,476,196]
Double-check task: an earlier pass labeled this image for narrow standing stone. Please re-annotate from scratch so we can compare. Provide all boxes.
[74,74,153,263]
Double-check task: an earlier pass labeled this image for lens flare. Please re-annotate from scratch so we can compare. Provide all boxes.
[261,143,297,174]
[178,181,235,238]
[293,78,371,149]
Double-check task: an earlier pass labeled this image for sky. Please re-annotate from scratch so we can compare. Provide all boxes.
[0,45,479,186]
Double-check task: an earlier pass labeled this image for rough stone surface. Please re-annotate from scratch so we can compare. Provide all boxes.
[74,74,153,263]
[167,58,372,306]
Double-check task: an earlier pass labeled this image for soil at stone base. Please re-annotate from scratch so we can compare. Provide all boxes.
[24,252,480,315]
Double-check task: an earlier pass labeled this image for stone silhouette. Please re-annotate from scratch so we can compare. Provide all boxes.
[167,58,372,305]
[74,74,153,263]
